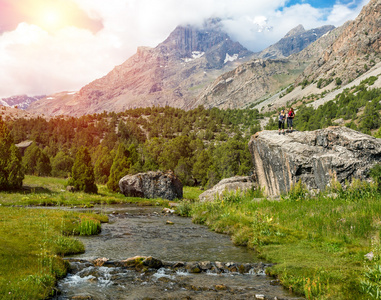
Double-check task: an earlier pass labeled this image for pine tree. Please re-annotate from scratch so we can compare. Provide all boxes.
[107,144,131,192]
[68,146,97,193]
[0,117,24,190]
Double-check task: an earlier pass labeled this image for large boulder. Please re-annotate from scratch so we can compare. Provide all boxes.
[199,176,256,202]
[119,171,183,200]
[248,127,381,196]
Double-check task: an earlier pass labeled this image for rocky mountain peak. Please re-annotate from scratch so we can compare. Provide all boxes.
[284,24,305,38]
[258,24,335,59]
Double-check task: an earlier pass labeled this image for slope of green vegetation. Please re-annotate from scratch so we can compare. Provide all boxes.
[178,179,381,299]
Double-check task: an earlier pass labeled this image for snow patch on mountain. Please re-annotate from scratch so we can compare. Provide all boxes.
[224,53,239,64]
[182,51,205,63]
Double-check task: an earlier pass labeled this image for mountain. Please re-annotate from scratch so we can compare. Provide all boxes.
[27,20,253,116]
[298,0,381,86]
[1,95,45,110]
[258,24,335,59]
[190,25,342,110]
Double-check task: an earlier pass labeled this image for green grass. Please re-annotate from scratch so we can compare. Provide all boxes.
[185,181,381,299]
[0,207,107,299]
[0,175,170,207]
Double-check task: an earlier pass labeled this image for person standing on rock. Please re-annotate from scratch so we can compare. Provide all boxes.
[287,108,295,132]
[278,109,286,135]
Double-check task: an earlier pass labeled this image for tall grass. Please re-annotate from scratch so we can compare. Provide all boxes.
[0,207,106,299]
[188,180,381,299]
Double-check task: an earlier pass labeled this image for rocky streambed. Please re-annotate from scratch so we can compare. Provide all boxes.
[54,205,302,299]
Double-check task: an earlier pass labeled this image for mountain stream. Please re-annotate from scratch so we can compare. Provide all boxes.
[54,205,302,299]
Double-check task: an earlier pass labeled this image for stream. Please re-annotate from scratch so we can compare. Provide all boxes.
[54,205,302,300]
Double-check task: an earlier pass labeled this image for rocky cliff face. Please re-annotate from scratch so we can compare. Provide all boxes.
[248,127,381,196]
[27,20,252,116]
[298,0,381,85]
[259,25,335,59]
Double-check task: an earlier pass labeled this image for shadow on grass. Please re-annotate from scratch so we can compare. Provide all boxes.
[21,185,57,195]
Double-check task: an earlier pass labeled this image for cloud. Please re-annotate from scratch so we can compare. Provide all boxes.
[0,0,371,98]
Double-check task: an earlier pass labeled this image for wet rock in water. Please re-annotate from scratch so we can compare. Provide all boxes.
[215,284,228,291]
[186,262,202,273]
[119,170,183,200]
[199,261,212,270]
[163,207,175,214]
[122,256,147,267]
[71,295,93,300]
[166,220,174,225]
[199,176,256,202]
[142,256,163,269]
[249,127,381,196]
[92,257,109,267]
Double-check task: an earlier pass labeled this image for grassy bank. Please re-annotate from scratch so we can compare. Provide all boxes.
[0,175,177,300]
[178,180,381,299]
[0,175,170,207]
[0,207,107,299]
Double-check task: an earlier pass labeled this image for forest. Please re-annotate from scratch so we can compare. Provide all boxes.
[2,106,261,191]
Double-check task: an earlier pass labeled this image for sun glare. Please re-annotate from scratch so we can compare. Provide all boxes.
[39,6,64,31]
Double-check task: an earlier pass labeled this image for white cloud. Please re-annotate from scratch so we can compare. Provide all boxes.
[0,0,371,98]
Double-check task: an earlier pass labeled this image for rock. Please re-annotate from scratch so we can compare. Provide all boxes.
[163,207,175,214]
[199,176,256,202]
[255,295,265,300]
[186,262,201,273]
[142,256,163,269]
[365,251,374,261]
[119,170,183,200]
[122,256,147,267]
[199,261,212,270]
[66,185,76,192]
[248,127,381,196]
[166,220,174,225]
[92,257,109,267]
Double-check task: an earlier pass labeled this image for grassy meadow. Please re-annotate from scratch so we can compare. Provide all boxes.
[177,180,381,299]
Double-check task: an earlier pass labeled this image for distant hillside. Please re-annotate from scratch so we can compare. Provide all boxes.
[1,95,45,110]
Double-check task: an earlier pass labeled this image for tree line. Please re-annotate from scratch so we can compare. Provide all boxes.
[1,106,262,192]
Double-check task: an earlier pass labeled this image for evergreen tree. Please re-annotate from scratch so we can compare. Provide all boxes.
[22,143,51,176]
[0,117,24,190]
[107,144,131,192]
[51,151,73,178]
[68,146,97,193]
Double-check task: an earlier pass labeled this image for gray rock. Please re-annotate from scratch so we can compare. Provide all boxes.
[199,176,256,202]
[119,171,183,200]
[248,127,381,196]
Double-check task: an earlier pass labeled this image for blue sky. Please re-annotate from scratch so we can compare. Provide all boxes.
[287,0,362,8]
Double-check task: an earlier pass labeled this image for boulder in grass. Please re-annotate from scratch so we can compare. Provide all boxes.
[119,170,183,200]
[199,176,256,202]
[248,127,381,196]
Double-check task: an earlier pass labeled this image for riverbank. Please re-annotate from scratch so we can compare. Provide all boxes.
[178,180,381,299]
[0,176,174,299]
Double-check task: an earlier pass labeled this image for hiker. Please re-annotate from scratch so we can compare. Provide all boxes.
[287,107,295,132]
[278,109,286,135]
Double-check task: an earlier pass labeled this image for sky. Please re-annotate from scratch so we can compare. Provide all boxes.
[0,0,370,99]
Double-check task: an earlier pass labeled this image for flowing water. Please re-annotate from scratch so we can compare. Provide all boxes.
[54,205,302,300]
